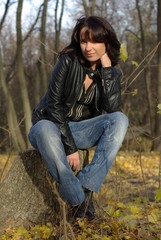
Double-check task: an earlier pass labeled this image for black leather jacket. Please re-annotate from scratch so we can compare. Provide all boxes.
[32,54,122,155]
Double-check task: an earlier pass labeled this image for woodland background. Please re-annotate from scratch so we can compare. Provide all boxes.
[0,0,161,153]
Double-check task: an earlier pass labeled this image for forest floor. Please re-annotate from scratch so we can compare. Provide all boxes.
[0,151,161,240]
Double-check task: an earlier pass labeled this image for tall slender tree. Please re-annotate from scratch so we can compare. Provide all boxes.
[16,0,31,146]
[0,0,26,151]
[39,0,48,91]
[135,0,156,138]
[0,48,26,151]
[54,0,65,63]
[154,0,161,150]
[82,0,96,16]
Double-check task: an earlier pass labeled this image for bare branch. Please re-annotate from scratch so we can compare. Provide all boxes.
[23,3,43,42]
[0,0,14,32]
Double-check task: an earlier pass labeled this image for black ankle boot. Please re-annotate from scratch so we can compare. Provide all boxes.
[84,190,95,220]
[71,190,95,221]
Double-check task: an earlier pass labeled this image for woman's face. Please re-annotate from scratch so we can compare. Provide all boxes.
[80,27,106,66]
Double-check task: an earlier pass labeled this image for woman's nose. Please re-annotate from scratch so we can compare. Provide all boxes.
[85,42,92,51]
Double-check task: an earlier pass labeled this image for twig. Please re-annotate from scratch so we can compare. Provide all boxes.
[138,151,153,238]
[0,127,14,182]
[46,175,76,239]
[0,150,13,182]
[114,158,121,201]
[122,42,161,94]
[159,151,161,189]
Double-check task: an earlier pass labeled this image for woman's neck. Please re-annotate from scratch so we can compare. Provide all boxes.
[90,60,101,70]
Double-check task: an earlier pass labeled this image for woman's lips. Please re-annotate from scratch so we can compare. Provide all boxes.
[85,53,94,58]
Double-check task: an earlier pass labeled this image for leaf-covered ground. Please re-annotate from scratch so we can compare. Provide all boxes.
[0,151,161,239]
[0,152,16,181]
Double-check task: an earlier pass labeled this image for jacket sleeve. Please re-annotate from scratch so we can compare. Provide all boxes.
[101,67,122,113]
[46,55,78,155]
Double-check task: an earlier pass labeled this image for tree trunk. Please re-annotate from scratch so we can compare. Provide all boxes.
[136,0,154,134]
[154,0,161,150]
[16,0,32,146]
[53,0,65,63]
[0,48,26,151]
[89,0,96,15]
[39,0,48,92]
[0,149,61,233]
[82,0,96,16]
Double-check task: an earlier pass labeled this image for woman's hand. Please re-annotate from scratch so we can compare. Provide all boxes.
[67,151,80,171]
[100,53,111,67]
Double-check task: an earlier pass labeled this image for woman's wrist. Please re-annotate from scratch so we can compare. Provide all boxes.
[100,53,111,67]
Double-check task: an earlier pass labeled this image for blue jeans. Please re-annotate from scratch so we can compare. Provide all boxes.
[28,112,128,206]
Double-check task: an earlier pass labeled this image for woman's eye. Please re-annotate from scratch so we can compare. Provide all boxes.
[80,39,86,43]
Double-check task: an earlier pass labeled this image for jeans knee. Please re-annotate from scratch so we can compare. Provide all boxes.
[30,120,61,144]
[103,111,129,138]
[104,111,128,127]
[115,111,129,128]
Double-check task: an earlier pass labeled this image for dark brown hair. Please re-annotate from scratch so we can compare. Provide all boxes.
[60,16,121,66]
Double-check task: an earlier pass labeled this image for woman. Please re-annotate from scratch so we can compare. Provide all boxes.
[28,16,129,220]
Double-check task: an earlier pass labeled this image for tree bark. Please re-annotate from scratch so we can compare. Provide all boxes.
[82,0,96,16]
[53,0,65,63]
[0,48,26,151]
[16,0,32,146]
[0,149,61,233]
[39,0,48,92]
[135,0,154,135]
[154,0,161,150]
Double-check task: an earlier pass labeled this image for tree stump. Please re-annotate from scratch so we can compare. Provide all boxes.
[0,149,62,233]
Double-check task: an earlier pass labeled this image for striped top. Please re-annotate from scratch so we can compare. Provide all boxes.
[67,82,96,121]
